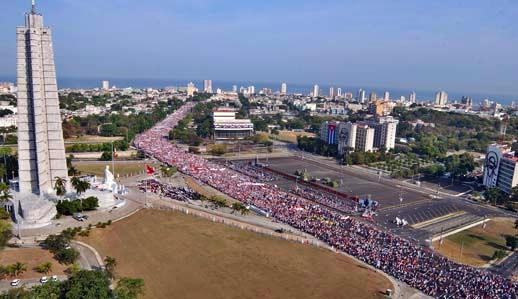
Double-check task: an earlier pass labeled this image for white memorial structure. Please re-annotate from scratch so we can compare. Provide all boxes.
[11,2,124,228]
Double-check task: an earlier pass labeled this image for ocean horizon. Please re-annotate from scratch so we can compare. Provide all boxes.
[1,76,516,106]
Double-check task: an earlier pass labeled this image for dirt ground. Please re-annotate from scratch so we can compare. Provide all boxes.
[83,209,391,299]
[433,218,516,267]
[0,248,67,279]
[273,131,316,144]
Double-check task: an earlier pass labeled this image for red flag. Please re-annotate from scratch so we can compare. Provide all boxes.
[145,165,155,175]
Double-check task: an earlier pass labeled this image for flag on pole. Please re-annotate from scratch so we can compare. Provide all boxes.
[146,165,155,175]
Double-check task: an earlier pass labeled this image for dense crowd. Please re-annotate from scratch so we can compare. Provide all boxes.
[290,186,356,214]
[138,179,201,202]
[134,102,517,298]
[224,161,277,182]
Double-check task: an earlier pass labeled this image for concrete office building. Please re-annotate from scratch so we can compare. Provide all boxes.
[213,108,254,140]
[355,124,375,152]
[483,144,518,194]
[313,85,320,97]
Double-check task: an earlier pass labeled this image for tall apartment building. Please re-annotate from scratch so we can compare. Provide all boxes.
[372,116,399,151]
[203,80,213,93]
[409,92,416,103]
[313,85,320,97]
[435,91,448,106]
[280,82,287,95]
[355,124,375,152]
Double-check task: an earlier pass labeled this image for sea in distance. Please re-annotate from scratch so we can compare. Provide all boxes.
[1,76,517,106]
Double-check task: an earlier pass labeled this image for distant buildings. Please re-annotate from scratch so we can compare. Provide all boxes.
[383,91,390,101]
[409,92,416,103]
[329,87,335,98]
[280,82,287,95]
[369,92,377,102]
[212,108,254,140]
[462,96,473,108]
[357,89,366,103]
[102,80,110,91]
[203,80,213,93]
[337,88,342,97]
[313,85,320,97]
[368,100,394,116]
[187,82,196,97]
[483,144,518,194]
[320,117,398,154]
[435,91,448,106]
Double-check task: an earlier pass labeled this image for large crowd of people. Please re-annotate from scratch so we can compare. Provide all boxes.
[134,102,517,298]
[138,179,201,202]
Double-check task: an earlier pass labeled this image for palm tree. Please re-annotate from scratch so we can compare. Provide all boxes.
[71,177,90,196]
[11,262,27,277]
[34,262,52,275]
[104,256,117,279]
[54,177,67,197]
[0,183,12,204]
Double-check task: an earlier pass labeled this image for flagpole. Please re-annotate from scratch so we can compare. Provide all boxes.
[112,142,115,180]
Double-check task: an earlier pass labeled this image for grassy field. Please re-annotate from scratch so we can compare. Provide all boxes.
[0,248,67,279]
[82,209,391,299]
[74,161,160,177]
[434,218,516,267]
[65,135,124,144]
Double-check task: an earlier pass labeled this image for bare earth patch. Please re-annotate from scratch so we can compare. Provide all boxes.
[82,209,391,299]
[0,248,67,279]
[75,161,160,177]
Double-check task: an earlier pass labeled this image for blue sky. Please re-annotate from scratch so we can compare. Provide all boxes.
[1,0,518,95]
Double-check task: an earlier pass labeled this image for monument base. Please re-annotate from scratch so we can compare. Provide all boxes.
[12,193,57,229]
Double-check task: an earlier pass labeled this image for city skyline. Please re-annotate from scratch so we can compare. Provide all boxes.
[2,1,518,96]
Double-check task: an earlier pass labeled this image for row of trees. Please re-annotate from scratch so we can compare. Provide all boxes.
[2,269,145,299]
[65,140,129,153]
[62,99,183,141]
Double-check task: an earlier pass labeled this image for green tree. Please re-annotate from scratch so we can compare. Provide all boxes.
[114,277,145,299]
[71,177,90,196]
[63,270,112,299]
[0,183,12,204]
[11,262,27,277]
[99,151,112,161]
[485,188,508,205]
[104,256,117,279]
[491,250,507,261]
[33,262,52,274]
[54,177,67,197]
[55,248,80,265]
[506,235,518,251]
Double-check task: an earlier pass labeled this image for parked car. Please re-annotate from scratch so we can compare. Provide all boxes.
[10,279,20,287]
[40,276,49,284]
[73,213,86,222]
[51,275,58,282]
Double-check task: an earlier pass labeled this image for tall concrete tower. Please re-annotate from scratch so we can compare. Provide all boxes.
[16,1,68,196]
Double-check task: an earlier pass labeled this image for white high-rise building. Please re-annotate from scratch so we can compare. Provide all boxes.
[280,82,287,95]
[357,89,366,103]
[409,92,416,103]
[232,85,238,93]
[313,85,320,97]
[337,88,342,97]
[248,86,255,95]
[102,80,110,91]
[383,91,390,101]
[203,80,213,93]
[435,91,448,106]
[329,87,335,98]
[373,116,399,151]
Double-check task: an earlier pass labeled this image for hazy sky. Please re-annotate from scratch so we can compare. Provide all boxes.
[1,0,518,95]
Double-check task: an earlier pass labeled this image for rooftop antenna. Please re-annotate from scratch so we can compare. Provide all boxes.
[31,0,36,14]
